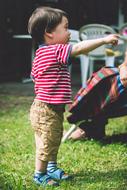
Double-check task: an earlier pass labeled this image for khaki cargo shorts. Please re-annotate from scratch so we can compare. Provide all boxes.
[30,99,65,161]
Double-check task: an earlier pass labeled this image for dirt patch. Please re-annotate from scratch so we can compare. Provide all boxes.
[0,82,34,109]
[0,82,34,96]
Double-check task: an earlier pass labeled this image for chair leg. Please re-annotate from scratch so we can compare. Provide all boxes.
[105,56,115,67]
[80,55,89,87]
[89,59,94,77]
[68,64,72,74]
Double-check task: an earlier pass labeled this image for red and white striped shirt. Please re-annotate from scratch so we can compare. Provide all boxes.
[31,44,72,104]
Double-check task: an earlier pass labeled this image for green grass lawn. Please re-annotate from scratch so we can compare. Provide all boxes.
[0,87,127,190]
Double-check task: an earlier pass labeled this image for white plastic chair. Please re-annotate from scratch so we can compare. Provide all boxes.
[79,24,116,79]
[69,29,88,87]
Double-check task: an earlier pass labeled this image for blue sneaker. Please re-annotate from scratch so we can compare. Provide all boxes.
[33,173,59,186]
[47,168,72,180]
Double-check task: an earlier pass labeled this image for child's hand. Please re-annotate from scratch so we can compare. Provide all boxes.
[103,34,119,46]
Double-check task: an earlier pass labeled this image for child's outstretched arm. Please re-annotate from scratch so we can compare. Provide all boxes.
[71,34,119,56]
[119,49,127,87]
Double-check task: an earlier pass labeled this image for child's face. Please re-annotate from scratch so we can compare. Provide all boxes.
[51,16,70,44]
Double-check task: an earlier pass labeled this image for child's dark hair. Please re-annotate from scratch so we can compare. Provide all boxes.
[28,6,68,45]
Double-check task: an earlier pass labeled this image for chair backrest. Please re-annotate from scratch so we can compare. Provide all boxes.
[69,29,80,44]
[79,24,116,56]
[119,23,127,36]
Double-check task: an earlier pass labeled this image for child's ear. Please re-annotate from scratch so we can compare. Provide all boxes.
[45,32,53,39]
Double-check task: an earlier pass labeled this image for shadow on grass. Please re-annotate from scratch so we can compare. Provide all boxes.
[0,173,37,190]
[0,169,126,190]
[0,174,17,190]
[100,133,127,144]
[69,133,127,145]
[74,168,127,187]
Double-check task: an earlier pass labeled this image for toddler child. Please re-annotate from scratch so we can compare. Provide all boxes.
[28,6,119,186]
